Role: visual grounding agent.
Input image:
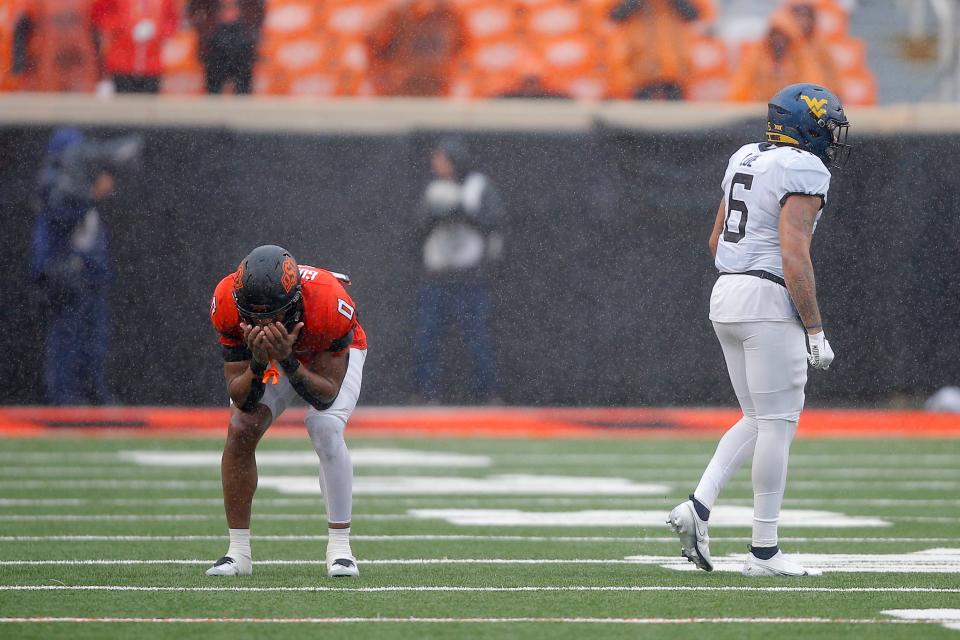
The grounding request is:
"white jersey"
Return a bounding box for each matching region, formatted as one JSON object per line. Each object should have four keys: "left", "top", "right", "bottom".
{"left": 710, "top": 142, "right": 831, "bottom": 323}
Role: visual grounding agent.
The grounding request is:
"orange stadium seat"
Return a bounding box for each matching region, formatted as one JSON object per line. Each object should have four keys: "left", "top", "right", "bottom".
{"left": 537, "top": 35, "right": 594, "bottom": 75}
{"left": 462, "top": 2, "right": 518, "bottom": 42}
{"left": 515, "top": 0, "right": 558, "bottom": 10}
{"left": 288, "top": 70, "right": 338, "bottom": 96}
{"left": 688, "top": 34, "right": 727, "bottom": 77}
{"left": 544, "top": 72, "right": 606, "bottom": 100}
{"left": 335, "top": 37, "right": 369, "bottom": 74}
{"left": 814, "top": 0, "right": 848, "bottom": 41}
{"left": 828, "top": 36, "right": 866, "bottom": 72}
{"left": 686, "top": 34, "right": 730, "bottom": 101}
{"left": 262, "top": 0, "right": 320, "bottom": 39}
{"left": 256, "top": 35, "right": 327, "bottom": 95}
{"left": 525, "top": 1, "right": 586, "bottom": 39}
{"left": 449, "top": 63, "right": 478, "bottom": 99}
{"left": 322, "top": 1, "right": 384, "bottom": 40}
{"left": 839, "top": 67, "right": 876, "bottom": 105}
{"left": 582, "top": 0, "right": 617, "bottom": 29}
{"left": 161, "top": 29, "right": 201, "bottom": 73}
{"left": 686, "top": 70, "right": 730, "bottom": 101}
{"left": 467, "top": 37, "right": 525, "bottom": 96}
{"left": 271, "top": 36, "right": 326, "bottom": 73}
{"left": 325, "top": 37, "right": 371, "bottom": 95}
{"left": 160, "top": 29, "right": 204, "bottom": 94}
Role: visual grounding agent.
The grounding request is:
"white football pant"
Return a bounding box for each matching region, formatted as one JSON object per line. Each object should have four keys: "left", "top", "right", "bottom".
{"left": 694, "top": 321, "right": 806, "bottom": 547}
{"left": 254, "top": 348, "right": 366, "bottom": 524}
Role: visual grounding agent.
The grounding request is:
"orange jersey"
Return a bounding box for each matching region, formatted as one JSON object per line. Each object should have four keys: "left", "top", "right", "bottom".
{"left": 210, "top": 265, "right": 367, "bottom": 362}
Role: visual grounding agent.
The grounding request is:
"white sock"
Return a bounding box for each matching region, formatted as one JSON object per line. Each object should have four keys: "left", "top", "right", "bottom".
{"left": 226, "top": 528, "right": 251, "bottom": 561}
{"left": 327, "top": 527, "right": 353, "bottom": 559}
{"left": 751, "top": 418, "right": 798, "bottom": 547}
{"left": 694, "top": 415, "right": 758, "bottom": 510}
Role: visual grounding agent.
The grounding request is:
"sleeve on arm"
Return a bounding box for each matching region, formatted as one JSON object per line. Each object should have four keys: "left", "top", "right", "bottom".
{"left": 779, "top": 153, "right": 831, "bottom": 208}
{"left": 221, "top": 343, "right": 251, "bottom": 362}
{"left": 327, "top": 291, "right": 358, "bottom": 353}
{"left": 210, "top": 277, "right": 246, "bottom": 360}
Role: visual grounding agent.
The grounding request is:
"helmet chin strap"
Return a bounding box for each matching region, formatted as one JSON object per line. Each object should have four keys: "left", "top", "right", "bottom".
{"left": 282, "top": 293, "right": 305, "bottom": 332}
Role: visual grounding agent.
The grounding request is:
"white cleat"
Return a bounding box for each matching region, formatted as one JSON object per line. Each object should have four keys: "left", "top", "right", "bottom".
{"left": 742, "top": 550, "right": 823, "bottom": 577}
{"left": 666, "top": 500, "right": 713, "bottom": 572}
{"left": 326, "top": 553, "right": 359, "bottom": 578}
{"left": 205, "top": 555, "right": 252, "bottom": 577}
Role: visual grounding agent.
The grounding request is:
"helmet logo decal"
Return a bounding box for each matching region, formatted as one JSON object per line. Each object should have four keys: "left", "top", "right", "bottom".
{"left": 800, "top": 95, "right": 828, "bottom": 118}
{"left": 233, "top": 263, "right": 245, "bottom": 290}
{"left": 281, "top": 256, "right": 298, "bottom": 293}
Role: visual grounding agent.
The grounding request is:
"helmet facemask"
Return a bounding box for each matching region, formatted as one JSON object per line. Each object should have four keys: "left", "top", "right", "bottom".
{"left": 822, "top": 117, "right": 851, "bottom": 169}
{"left": 235, "top": 288, "right": 304, "bottom": 333}
{"left": 231, "top": 245, "right": 305, "bottom": 334}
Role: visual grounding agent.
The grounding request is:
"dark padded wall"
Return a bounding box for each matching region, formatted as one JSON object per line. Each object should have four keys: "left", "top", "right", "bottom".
{"left": 2, "top": 123, "right": 956, "bottom": 406}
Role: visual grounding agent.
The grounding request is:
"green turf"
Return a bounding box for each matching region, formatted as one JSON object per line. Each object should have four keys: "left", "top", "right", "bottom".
{"left": 0, "top": 434, "right": 959, "bottom": 639}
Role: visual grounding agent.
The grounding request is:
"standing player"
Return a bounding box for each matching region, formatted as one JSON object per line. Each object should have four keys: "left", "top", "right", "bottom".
{"left": 668, "top": 83, "right": 850, "bottom": 576}
{"left": 207, "top": 245, "right": 368, "bottom": 578}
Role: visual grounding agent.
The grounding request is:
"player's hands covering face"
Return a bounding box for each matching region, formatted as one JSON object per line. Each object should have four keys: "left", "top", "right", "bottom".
{"left": 241, "top": 323, "right": 273, "bottom": 364}
{"left": 261, "top": 322, "right": 304, "bottom": 361}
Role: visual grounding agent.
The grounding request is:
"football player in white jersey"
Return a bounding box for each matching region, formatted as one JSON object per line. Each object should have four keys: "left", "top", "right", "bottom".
{"left": 667, "top": 83, "right": 851, "bottom": 577}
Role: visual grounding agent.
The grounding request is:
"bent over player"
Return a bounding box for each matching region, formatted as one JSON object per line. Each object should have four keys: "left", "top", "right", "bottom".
{"left": 207, "top": 245, "right": 368, "bottom": 578}
{"left": 668, "top": 83, "right": 850, "bottom": 577}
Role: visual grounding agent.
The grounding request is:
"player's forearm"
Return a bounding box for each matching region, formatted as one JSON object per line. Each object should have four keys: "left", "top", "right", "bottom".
{"left": 227, "top": 362, "right": 268, "bottom": 410}
{"left": 783, "top": 252, "right": 822, "bottom": 331}
{"left": 279, "top": 358, "right": 339, "bottom": 410}
{"left": 709, "top": 200, "right": 724, "bottom": 259}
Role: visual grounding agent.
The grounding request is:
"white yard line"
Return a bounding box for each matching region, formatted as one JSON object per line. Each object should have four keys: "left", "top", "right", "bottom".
{"left": 1, "top": 585, "right": 958, "bottom": 594}
{"left": 0, "top": 559, "right": 673, "bottom": 566}
{"left": 3, "top": 465, "right": 959, "bottom": 479}
{"left": 2, "top": 534, "right": 956, "bottom": 543}
{"left": 887, "top": 516, "right": 960, "bottom": 523}
{"left": 0, "top": 514, "right": 411, "bottom": 522}
{"left": 727, "top": 480, "right": 960, "bottom": 490}
{"left": 7, "top": 551, "right": 960, "bottom": 571}
{"left": 2, "top": 451, "right": 954, "bottom": 466}
{"left": 0, "top": 616, "right": 929, "bottom": 625}
{"left": 0, "top": 480, "right": 222, "bottom": 490}
{"left": 4, "top": 478, "right": 960, "bottom": 491}
{"left": 2, "top": 497, "right": 957, "bottom": 508}
{"left": 492, "top": 453, "right": 960, "bottom": 467}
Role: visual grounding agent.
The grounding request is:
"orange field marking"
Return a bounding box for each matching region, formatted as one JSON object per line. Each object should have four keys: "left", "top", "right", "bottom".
{"left": 0, "top": 407, "right": 958, "bottom": 438}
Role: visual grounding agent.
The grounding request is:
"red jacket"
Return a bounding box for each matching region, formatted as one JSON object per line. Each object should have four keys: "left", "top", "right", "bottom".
{"left": 91, "top": 0, "right": 179, "bottom": 77}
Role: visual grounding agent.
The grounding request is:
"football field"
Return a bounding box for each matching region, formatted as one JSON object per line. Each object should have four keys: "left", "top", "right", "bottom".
{"left": 1, "top": 432, "right": 960, "bottom": 639}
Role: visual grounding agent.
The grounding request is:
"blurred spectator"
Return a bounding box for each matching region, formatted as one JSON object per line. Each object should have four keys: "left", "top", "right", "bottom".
{"left": 11, "top": 0, "right": 99, "bottom": 92}
{"left": 91, "top": 0, "right": 179, "bottom": 94}
{"left": 32, "top": 128, "right": 142, "bottom": 405}
{"left": 414, "top": 137, "right": 505, "bottom": 404}
{"left": 366, "top": 0, "right": 466, "bottom": 97}
{"left": 729, "top": 0, "right": 839, "bottom": 102}
{"left": 186, "top": 0, "right": 264, "bottom": 94}
{"left": 609, "top": 0, "right": 712, "bottom": 100}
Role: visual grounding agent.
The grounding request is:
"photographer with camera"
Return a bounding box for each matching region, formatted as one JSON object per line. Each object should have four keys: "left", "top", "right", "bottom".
{"left": 31, "top": 128, "right": 142, "bottom": 405}
{"left": 413, "top": 136, "right": 506, "bottom": 405}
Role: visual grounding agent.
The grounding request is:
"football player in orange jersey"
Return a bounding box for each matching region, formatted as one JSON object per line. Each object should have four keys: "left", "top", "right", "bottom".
{"left": 207, "top": 245, "right": 368, "bottom": 578}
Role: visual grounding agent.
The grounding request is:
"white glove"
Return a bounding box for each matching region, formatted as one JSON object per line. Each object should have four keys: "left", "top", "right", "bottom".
{"left": 807, "top": 332, "right": 834, "bottom": 370}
